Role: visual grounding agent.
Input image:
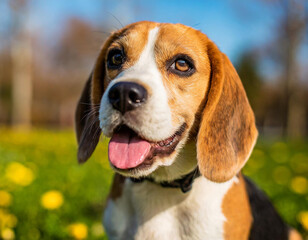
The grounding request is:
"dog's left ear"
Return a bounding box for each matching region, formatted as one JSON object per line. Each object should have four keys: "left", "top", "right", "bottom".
{"left": 75, "top": 74, "right": 102, "bottom": 163}
{"left": 197, "top": 41, "right": 258, "bottom": 182}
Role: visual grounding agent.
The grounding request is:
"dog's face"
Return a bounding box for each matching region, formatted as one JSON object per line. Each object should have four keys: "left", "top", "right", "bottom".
{"left": 76, "top": 21, "right": 258, "bottom": 183}
{"left": 98, "top": 22, "right": 210, "bottom": 179}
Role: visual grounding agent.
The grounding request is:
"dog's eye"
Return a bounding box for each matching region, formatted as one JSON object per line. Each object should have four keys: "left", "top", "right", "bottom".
{"left": 174, "top": 59, "right": 190, "bottom": 72}
{"left": 168, "top": 55, "right": 195, "bottom": 77}
{"left": 107, "top": 49, "right": 125, "bottom": 69}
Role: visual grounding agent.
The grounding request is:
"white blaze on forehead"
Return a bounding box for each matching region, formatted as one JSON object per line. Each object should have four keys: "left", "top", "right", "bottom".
{"left": 100, "top": 26, "right": 175, "bottom": 141}
{"left": 127, "top": 27, "right": 160, "bottom": 73}
{"left": 120, "top": 27, "right": 162, "bottom": 81}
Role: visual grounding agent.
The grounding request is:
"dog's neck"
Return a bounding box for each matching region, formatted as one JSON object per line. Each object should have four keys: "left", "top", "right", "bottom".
{"left": 148, "top": 141, "right": 198, "bottom": 182}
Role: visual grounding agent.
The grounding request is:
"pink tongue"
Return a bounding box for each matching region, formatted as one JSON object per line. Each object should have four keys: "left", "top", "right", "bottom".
{"left": 108, "top": 128, "right": 151, "bottom": 169}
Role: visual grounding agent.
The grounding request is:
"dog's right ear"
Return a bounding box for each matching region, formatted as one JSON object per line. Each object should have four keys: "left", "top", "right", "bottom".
{"left": 75, "top": 29, "right": 128, "bottom": 163}
{"left": 75, "top": 74, "right": 101, "bottom": 163}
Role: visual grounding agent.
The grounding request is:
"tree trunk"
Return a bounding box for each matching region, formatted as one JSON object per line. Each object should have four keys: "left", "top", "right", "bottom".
{"left": 11, "top": 30, "right": 32, "bottom": 128}
{"left": 285, "top": 0, "right": 306, "bottom": 138}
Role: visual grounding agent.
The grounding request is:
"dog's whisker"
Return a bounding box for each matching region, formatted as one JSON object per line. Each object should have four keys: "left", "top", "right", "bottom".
{"left": 80, "top": 108, "right": 98, "bottom": 122}
{"left": 79, "top": 102, "right": 101, "bottom": 106}
{"left": 92, "top": 124, "right": 101, "bottom": 141}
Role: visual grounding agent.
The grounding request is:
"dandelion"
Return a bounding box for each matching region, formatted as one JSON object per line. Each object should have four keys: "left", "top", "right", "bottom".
{"left": 298, "top": 211, "right": 308, "bottom": 230}
{"left": 0, "top": 210, "right": 18, "bottom": 229}
{"left": 5, "top": 162, "right": 34, "bottom": 186}
{"left": 290, "top": 176, "right": 308, "bottom": 194}
{"left": 0, "top": 191, "right": 12, "bottom": 207}
{"left": 5, "top": 214, "right": 17, "bottom": 229}
{"left": 68, "top": 223, "right": 88, "bottom": 239}
{"left": 40, "top": 190, "right": 64, "bottom": 210}
{"left": 1, "top": 228, "right": 15, "bottom": 240}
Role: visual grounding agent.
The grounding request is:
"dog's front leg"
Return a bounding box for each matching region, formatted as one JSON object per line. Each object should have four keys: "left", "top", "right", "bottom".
{"left": 103, "top": 175, "right": 136, "bottom": 240}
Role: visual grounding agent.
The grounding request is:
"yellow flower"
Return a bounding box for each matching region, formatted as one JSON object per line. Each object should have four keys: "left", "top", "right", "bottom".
{"left": 40, "top": 191, "right": 64, "bottom": 210}
{"left": 68, "top": 223, "right": 88, "bottom": 239}
{"left": 298, "top": 211, "right": 308, "bottom": 230}
{"left": 0, "top": 210, "right": 18, "bottom": 229}
{"left": 0, "top": 191, "right": 12, "bottom": 207}
{"left": 5, "top": 214, "right": 17, "bottom": 229}
{"left": 1, "top": 228, "right": 15, "bottom": 240}
{"left": 290, "top": 176, "right": 308, "bottom": 194}
{"left": 5, "top": 162, "right": 34, "bottom": 186}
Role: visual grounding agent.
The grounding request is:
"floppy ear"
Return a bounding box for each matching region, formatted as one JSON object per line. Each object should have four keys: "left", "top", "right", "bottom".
{"left": 197, "top": 41, "right": 258, "bottom": 182}
{"left": 75, "top": 31, "right": 120, "bottom": 163}
{"left": 75, "top": 74, "right": 101, "bottom": 163}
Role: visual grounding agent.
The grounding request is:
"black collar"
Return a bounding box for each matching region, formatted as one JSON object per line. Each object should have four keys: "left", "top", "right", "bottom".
{"left": 130, "top": 168, "right": 200, "bottom": 193}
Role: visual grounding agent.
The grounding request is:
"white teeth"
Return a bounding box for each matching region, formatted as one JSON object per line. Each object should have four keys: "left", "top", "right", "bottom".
{"left": 156, "top": 135, "right": 176, "bottom": 147}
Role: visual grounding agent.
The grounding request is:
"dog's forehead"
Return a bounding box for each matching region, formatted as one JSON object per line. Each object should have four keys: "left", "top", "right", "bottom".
{"left": 157, "top": 23, "right": 205, "bottom": 46}
{"left": 111, "top": 22, "right": 207, "bottom": 59}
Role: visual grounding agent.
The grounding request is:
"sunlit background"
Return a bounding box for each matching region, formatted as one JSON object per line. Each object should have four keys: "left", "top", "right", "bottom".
{"left": 0, "top": 0, "right": 307, "bottom": 239}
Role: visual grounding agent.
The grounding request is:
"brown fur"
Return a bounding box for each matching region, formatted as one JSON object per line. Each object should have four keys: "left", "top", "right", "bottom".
{"left": 197, "top": 41, "right": 258, "bottom": 182}
{"left": 108, "top": 173, "right": 126, "bottom": 200}
{"left": 155, "top": 23, "right": 210, "bottom": 128}
{"left": 222, "top": 174, "right": 252, "bottom": 240}
{"left": 289, "top": 229, "right": 303, "bottom": 240}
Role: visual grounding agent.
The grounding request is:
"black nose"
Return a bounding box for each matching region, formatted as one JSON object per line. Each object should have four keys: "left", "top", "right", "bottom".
{"left": 108, "top": 82, "right": 147, "bottom": 114}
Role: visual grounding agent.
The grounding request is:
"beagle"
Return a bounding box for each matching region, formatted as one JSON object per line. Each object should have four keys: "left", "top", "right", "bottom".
{"left": 75, "top": 21, "right": 302, "bottom": 240}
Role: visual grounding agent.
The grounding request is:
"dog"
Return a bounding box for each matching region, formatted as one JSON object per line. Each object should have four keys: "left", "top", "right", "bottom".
{"left": 75, "top": 21, "right": 302, "bottom": 240}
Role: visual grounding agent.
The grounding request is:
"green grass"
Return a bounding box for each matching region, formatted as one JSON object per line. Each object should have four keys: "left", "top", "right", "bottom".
{"left": 0, "top": 129, "right": 112, "bottom": 240}
{"left": 0, "top": 129, "right": 307, "bottom": 239}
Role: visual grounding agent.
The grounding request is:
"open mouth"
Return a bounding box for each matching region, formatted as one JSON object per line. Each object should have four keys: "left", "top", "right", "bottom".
{"left": 108, "top": 123, "right": 186, "bottom": 170}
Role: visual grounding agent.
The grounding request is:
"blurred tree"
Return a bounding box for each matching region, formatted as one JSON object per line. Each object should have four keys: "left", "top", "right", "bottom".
{"left": 31, "top": 17, "right": 109, "bottom": 127}
{"left": 236, "top": 51, "right": 262, "bottom": 111}
{"left": 235, "top": 51, "right": 288, "bottom": 136}
{"left": 10, "top": 0, "right": 33, "bottom": 128}
{"left": 281, "top": 0, "right": 307, "bottom": 138}
{"left": 0, "top": 51, "right": 13, "bottom": 124}
{"left": 262, "top": 0, "right": 307, "bottom": 138}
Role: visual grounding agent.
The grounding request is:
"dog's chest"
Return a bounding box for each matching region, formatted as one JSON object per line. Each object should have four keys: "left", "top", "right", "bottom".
{"left": 103, "top": 177, "right": 236, "bottom": 240}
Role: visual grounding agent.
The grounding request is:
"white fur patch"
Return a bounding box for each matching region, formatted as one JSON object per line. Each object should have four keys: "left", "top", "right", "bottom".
{"left": 103, "top": 177, "right": 237, "bottom": 240}
{"left": 103, "top": 180, "right": 136, "bottom": 239}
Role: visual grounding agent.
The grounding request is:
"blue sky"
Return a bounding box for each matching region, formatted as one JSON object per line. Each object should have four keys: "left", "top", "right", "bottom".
{"left": 0, "top": 0, "right": 282, "bottom": 63}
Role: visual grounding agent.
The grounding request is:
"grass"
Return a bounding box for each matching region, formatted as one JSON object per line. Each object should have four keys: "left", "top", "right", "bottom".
{"left": 0, "top": 128, "right": 307, "bottom": 239}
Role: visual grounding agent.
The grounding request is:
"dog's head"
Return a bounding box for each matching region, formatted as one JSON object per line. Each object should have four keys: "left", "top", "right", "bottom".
{"left": 75, "top": 21, "right": 258, "bottom": 183}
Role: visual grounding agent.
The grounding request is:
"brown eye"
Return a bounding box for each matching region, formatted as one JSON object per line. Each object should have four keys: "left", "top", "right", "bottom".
{"left": 175, "top": 59, "right": 190, "bottom": 72}
{"left": 168, "top": 54, "right": 195, "bottom": 77}
{"left": 107, "top": 49, "right": 125, "bottom": 69}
